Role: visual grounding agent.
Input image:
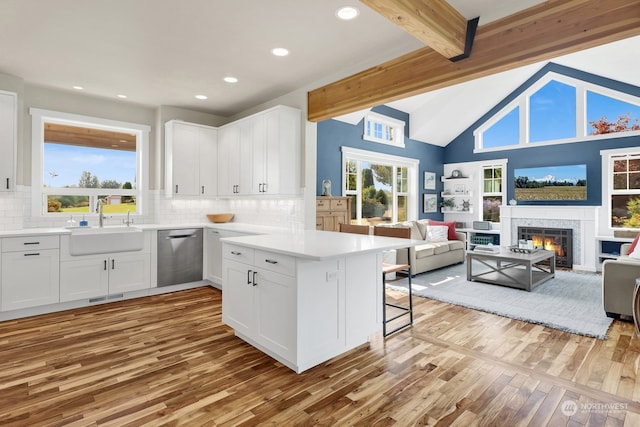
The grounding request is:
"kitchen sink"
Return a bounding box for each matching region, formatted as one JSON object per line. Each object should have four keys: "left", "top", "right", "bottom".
{"left": 69, "top": 226, "right": 144, "bottom": 255}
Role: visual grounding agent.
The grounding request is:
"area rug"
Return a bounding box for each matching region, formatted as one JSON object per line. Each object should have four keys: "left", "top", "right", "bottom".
{"left": 388, "top": 262, "right": 614, "bottom": 339}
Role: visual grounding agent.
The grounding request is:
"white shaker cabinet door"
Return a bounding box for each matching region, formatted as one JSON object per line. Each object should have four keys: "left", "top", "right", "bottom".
{"left": 0, "top": 91, "right": 16, "bottom": 192}
{"left": 108, "top": 253, "right": 151, "bottom": 294}
{"left": 2, "top": 249, "right": 60, "bottom": 311}
{"left": 60, "top": 257, "right": 109, "bottom": 302}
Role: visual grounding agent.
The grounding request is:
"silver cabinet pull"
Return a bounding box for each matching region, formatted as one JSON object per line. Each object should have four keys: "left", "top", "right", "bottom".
{"left": 201, "top": 186, "right": 205, "bottom": 194}
{"left": 247, "top": 269, "right": 252, "bottom": 285}
{"left": 252, "top": 271, "right": 258, "bottom": 286}
{"left": 112, "top": 259, "right": 115, "bottom": 270}
{"left": 231, "top": 251, "right": 242, "bottom": 256}
{"left": 23, "top": 253, "right": 40, "bottom": 257}
{"left": 175, "top": 184, "right": 179, "bottom": 194}
{"left": 23, "top": 242, "right": 40, "bottom": 245}
{"left": 5, "top": 178, "right": 9, "bottom": 189}
{"left": 265, "top": 259, "right": 278, "bottom": 265}
{"left": 104, "top": 260, "right": 107, "bottom": 270}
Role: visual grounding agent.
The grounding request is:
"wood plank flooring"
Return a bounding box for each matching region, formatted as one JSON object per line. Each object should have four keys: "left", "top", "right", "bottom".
{"left": 0, "top": 285, "right": 639, "bottom": 426}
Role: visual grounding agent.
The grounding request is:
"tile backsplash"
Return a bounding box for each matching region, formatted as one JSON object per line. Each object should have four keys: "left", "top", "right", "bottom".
{"left": 0, "top": 187, "right": 305, "bottom": 231}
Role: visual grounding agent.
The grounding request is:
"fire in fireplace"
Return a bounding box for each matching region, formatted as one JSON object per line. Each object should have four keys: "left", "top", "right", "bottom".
{"left": 518, "top": 226, "right": 573, "bottom": 268}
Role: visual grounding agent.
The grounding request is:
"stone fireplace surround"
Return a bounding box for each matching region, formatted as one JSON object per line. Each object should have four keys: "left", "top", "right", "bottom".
{"left": 500, "top": 206, "right": 598, "bottom": 272}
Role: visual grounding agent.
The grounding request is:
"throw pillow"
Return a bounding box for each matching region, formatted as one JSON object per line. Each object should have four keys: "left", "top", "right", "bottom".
{"left": 628, "top": 233, "right": 640, "bottom": 255}
{"left": 428, "top": 219, "right": 457, "bottom": 240}
{"left": 426, "top": 225, "right": 449, "bottom": 242}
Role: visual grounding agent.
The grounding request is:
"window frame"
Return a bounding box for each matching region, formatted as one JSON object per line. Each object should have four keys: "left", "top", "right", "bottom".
{"left": 474, "top": 72, "right": 640, "bottom": 153}
{"left": 341, "top": 146, "right": 418, "bottom": 224}
{"left": 30, "top": 108, "right": 150, "bottom": 217}
{"left": 481, "top": 163, "right": 506, "bottom": 223}
{"left": 601, "top": 147, "right": 640, "bottom": 231}
{"left": 362, "top": 111, "right": 405, "bottom": 148}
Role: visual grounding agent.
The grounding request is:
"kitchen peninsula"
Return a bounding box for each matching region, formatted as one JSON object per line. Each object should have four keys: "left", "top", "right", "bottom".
{"left": 221, "top": 229, "right": 417, "bottom": 373}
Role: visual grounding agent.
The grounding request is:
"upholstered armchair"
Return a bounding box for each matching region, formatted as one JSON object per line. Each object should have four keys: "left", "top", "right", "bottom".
{"left": 602, "top": 243, "right": 640, "bottom": 318}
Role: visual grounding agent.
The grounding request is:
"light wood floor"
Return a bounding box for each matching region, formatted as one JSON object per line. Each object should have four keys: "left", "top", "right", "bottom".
{"left": 1, "top": 285, "right": 639, "bottom": 426}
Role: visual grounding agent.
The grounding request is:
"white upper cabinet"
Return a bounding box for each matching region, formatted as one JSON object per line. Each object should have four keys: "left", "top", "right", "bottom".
{"left": 0, "top": 91, "right": 17, "bottom": 192}
{"left": 165, "top": 121, "right": 218, "bottom": 197}
{"left": 218, "top": 105, "right": 301, "bottom": 197}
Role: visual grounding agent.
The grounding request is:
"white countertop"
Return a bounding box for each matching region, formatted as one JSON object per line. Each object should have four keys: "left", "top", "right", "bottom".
{"left": 0, "top": 222, "right": 286, "bottom": 238}
{"left": 222, "top": 229, "right": 422, "bottom": 260}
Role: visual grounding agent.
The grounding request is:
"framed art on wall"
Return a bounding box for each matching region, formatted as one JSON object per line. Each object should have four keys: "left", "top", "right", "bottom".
{"left": 423, "top": 194, "right": 437, "bottom": 213}
{"left": 424, "top": 172, "right": 436, "bottom": 190}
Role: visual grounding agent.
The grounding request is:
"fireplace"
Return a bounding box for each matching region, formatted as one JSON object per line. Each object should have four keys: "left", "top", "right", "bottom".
{"left": 518, "top": 226, "right": 573, "bottom": 268}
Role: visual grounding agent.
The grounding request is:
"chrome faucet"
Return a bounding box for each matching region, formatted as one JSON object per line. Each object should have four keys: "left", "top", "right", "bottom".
{"left": 123, "top": 210, "right": 133, "bottom": 227}
{"left": 97, "top": 199, "right": 104, "bottom": 227}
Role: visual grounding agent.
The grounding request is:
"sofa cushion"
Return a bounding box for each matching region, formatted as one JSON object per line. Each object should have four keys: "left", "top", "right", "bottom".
{"left": 425, "top": 225, "right": 449, "bottom": 242}
{"left": 380, "top": 221, "right": 422, "bottom": 240}
{"left": 414, "top": 243, "right": 436, "bottom": 258}
{"left": 428, "top": 219, "right": 458, "bottom": 240}
{"left": 448, "top": 240, "right": 465, "bottom": 251}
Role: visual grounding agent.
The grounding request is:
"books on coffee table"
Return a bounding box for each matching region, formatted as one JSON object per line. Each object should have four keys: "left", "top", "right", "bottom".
{"left": 473, "top": 244, "right": 500, "bottom": 253}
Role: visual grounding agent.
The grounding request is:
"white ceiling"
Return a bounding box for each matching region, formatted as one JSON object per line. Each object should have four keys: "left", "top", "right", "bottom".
{"left": 1, "top": 0, "right": 637, "bottom": 145}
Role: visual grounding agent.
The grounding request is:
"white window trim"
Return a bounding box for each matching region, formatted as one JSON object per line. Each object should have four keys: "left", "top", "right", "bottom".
{"left": 362, "top": 111, "right": 405, "bottom": 148}
{"left": 30, "top": 108, "right": 150, "bottom": 217}
{"left": 600, "top": 147, "right": 640, "bottom": 232}
{"left": 341, "top": 146, "right": 418, "bottom": 222}
{"left": 474, "top": 71, "right": 640, "bottom": 153}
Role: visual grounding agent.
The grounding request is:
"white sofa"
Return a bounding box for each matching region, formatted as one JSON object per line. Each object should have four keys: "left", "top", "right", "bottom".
{"left": 381, "top": 220, "right": 466, "bottom": 276}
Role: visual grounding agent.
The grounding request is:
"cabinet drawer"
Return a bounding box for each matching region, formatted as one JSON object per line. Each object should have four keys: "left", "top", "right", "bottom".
{"left": 2, "top": 235, "right": 59, "bottom": 252}
{"left": 223, "top": 243, "right": 254, "bottom": 265}
{"left": 255, "top": 250, "right": 295, "bottom": 276}
{"left": 330, "top": 199, "right": 347, "bottom": 211}
{"left": 316, "top": 199, "right": 330, "bottom": 211}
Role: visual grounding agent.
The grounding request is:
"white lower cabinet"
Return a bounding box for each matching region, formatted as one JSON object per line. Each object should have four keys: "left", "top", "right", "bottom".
{"left": 205, "top": 228, "right": 250, "bottom": 286}
{"left": 222, "top": 245, "right": 296, "bottom": 364}
{"left": 222, "top": 243, "right": 380, "bottom": 373}
{"left": 60, "top": 253, "right": 151, "bottom": 302}
{"left": 1, "top": 235, "right": 60, "bottom": 311}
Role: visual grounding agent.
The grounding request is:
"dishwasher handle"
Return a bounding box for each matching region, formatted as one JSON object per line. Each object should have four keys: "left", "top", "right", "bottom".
{"left": 165, "top": 234, "right": 198, "bottom": 240}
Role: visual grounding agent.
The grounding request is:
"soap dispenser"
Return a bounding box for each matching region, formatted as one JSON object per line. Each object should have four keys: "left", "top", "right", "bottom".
{"left": 66, "top": 215, "right": 77, "bottom": 228}
{"left": 79, "top": 215, "right": 88, "bottom": 227}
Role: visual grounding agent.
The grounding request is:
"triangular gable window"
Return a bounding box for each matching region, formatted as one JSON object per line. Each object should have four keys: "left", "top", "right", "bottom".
{"left": 474, "top": 71, "right": 640, "bottom": 153}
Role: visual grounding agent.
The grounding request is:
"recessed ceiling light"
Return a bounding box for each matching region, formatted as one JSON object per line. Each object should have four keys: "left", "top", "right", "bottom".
{"left": 117, "top": 94, "right": 127, "bottom": 99}
{"left": 223, "top": 76, "right": 238, "bottom": 83}
{"left": 111, "top": 144, "right": 119, "bottom": 148}
{"left": 72, "top": 85, "right": 84, "bottom": 90}
{"left": 271, "top": 47, "right": 289, "bottom": 57}
{"left": 195, "top": 94, "right": 208, "bottom": 100}
{"left": 336, "top": 6, "right": 359, "bottom": 20}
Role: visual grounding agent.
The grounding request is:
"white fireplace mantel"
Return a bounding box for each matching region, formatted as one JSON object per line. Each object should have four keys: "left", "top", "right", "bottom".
{"left": 500, "top": 206, "right": 598, "bottom": 271}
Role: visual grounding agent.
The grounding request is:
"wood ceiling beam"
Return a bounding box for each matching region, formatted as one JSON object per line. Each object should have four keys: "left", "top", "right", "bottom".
{"left": 360, "top": 0, "right": 470, "bottom": 59}
{"left": 308, "top": 0, "right": 640, "bottom": 122}
{"left": 44, "top": 123, "right": 136, "bottom": 152}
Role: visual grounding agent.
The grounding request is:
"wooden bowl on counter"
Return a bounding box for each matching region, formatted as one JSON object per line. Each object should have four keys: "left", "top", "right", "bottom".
{"left": 207, "top": 213, "right": 234, "bottom": 223}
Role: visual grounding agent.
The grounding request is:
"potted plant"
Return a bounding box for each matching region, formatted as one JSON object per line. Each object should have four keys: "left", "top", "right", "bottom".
{"left": 440, "top": 198, "right": 456, "bottom": 211}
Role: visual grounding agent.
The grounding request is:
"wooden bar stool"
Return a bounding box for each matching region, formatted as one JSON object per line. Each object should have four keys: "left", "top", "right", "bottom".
{"left": 373, "top": 226, "right": 413, "bottom": 337}
{"left": 339, "top": 223, "right": 370, "bottom": 235}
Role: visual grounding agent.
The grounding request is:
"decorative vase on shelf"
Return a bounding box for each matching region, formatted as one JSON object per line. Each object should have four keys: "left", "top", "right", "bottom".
{"left": 322, "top": 179, "right": 332, "bottom": 196}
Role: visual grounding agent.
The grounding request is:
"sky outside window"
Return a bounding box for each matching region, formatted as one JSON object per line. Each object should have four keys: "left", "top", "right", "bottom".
{"left": 529, "top": 80, "right": 576, "bottom": 142}
{"left": 44, "top": 143, "right": 137, "bottom": 188}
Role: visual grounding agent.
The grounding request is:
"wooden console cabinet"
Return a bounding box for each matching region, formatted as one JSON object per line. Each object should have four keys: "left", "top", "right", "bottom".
{"left": 316, "top": 197, "right": 351, "bottom": 231}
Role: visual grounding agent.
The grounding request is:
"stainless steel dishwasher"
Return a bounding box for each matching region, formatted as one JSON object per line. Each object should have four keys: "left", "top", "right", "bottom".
{"left": 157, "top": 228, "right": 203, "bottom": 287}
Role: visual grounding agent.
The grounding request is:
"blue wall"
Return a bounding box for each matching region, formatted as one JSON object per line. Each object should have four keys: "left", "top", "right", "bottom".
{"left": 317, "top": 105, "right": 445, "bottom": 219}
{"left": 444, "top": 63, "right": 640, "bottom": 206}
{"left": 317, "top": 65, "right": 640, "bottom": 212}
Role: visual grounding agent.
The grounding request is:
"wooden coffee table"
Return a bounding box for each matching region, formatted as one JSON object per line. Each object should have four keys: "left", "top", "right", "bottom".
{"left": 466, "top": 247, "right": 556, "bottom": 291}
